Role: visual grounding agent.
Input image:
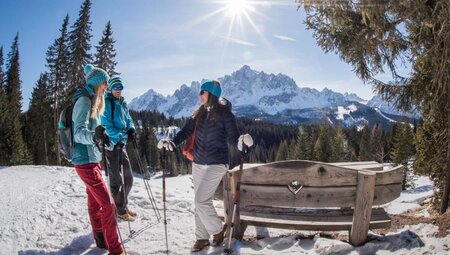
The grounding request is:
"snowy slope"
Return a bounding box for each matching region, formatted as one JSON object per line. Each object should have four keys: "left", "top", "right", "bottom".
{"left": 0, "top": 165, "right": 448, "bottom": 255}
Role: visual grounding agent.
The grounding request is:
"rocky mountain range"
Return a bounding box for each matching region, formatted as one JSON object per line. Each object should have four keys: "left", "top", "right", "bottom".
{"left": 129, "top": 65, "right": 417, "bottom": 129}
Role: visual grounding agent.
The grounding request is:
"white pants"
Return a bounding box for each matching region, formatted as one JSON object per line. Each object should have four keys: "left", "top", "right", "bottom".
{"left": 192, "top": 163, "right": 228, "bottom": 240}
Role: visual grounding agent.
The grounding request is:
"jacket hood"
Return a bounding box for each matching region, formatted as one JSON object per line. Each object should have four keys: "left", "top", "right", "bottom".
{"left": 72, "top": 85, "right": 93, "bottom": 103}
{"left": 218, "top": 97, "right": 232, "bottom": 111}
{"left": 107, "top": 92, "right": 124, "bottom": 104}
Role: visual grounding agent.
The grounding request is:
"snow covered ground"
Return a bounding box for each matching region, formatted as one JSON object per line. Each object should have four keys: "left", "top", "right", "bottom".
{"left": 0, "top": 165, "right": 448, "bottom": 255}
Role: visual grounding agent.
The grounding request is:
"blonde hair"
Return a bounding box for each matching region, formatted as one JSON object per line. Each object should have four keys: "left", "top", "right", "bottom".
{"left": 90, "top": 84, "right": 106, "bottom": 118}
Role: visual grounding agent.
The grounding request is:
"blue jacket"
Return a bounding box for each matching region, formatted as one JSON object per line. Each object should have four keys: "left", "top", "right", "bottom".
{"left": 72, "top": 86, "right": 102, "bottom": 165}
{"left": 101, "top": 93, "right": 135, "bottom": 150}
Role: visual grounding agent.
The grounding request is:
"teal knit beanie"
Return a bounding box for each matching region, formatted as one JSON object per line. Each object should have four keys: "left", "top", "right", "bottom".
{"left": 84, "top": 64, "right": 110, "bottom": 88}
{"left": 108, "top": 76, "right": 124, "bottom": 91}
{"left": 200, "top": 80, "right": 222, "bottom": 98}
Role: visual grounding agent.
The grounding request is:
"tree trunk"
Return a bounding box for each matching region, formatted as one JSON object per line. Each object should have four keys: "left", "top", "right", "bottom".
{"left": 55, "top": 92, "right": 61, "bottom": 165}
{"left": 43, "top": 121, "right": 49, "bottom": 165}
{"left": 440, "top": 92, "right": 450, "bottom": 213}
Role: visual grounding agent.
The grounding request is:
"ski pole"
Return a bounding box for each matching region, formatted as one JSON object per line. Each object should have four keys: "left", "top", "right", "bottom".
{"left": 224, "top": 203, "right": 238, "bottom": 255}
{"left": 224, "top": 143, "right": 248, "bottom": 255}
{"left": 162, "top": 147, "right": 169, "bottom": 254}
{"left": 102, "top": 142, "right": 128, "bottom": 255}
{"left": 131, "top": 138, "right": 161, "bottom": 221}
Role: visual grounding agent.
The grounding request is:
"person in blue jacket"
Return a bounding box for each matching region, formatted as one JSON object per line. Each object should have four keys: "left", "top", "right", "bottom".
{"left": 72, "top": 64, "right": 124, "bottom": 255}
{"left": 101, "top": 76, "right": 137, "bottom": 221}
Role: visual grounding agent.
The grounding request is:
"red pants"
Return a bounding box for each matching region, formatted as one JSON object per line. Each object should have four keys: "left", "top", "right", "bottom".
{"left": 75, "top": 163, "right": 123, "bottom": 255}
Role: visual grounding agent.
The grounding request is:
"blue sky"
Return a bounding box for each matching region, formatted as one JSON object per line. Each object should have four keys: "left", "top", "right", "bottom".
{"left": 0, "top": 0, "right": 381, "bottom": 111}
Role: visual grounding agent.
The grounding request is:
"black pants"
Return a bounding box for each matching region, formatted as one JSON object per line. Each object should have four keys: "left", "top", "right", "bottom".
{"left": 105, "top": 146, "right": 133, "bottom": 215}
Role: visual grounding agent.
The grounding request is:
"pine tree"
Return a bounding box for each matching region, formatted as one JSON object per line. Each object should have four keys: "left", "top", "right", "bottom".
{"left": 391, "top": 123, "right": 414, "bottom": 167}
{"left": 345, "top": 126, "right": 359, "bottom": 161}
{"left": 287, "top": 140, "right": 296, "bottom": 160}
{"left": 67, "top": 0, "right": 92, "bottom": 102}
{"left": 391, "top": 123, "right": 413, "bottom": 189}
{"left": 275, "top": 140, "right": 289, "bottom": 161}
{"left": 331, "top": 128, "right": 347, "bottom": 162}
{"left": 25, "top": 74, "right": 53, "bottom": 164}
{"left": 146, "top": 126, "right": 159, "bottom": 171}
{"left": 390, "top": 124, "right": 407, "bottom": 164}
{"left": 404, "top": 120, "right": 415, "bottom": 157}
{"left": 315, "top": 121, "right": 332, "bottom": 162}
{"left": 300, "top": 0, "right": 450, "bottom": 212}
{"left": 0, "top": 46, "right": 8, "bottom": 165}
{"left": 94, "top": 21, "right": 119, "bottom": 76}
{"left": 3, "top": 34, "right": 29, "bottom": 164}
{"left": 46, "top": 14, "right": 71, "bottom": 165}
{"left": 250, "top": 144, "right": 262, "bottom": 163}
{"left": 371, "top": 123, "right": 385, "bottom": 163}
{"left": 295, "top": 126, "right": 314, "bottom": 160}
{"left": 359, "top": 125, "right": 372, "bottom": 161}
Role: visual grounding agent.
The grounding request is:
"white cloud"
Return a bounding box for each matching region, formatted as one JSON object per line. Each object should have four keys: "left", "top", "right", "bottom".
{"left": 272, "top": 34, "right": 296, "bottom": 41}
{"left": 216, "top": 35, "right": 256, "bottom": 47}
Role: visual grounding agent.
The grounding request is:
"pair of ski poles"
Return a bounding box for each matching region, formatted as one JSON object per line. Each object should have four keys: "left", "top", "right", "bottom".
{"left": 131, "top": 137, "right": 169, "bottom": 254}
{"left": 118, "top": 136, "right": 170, "bottom": 253}
{"left": 100, "top": 136, "right": 165, "bottom": 254}
{"left": 100, "top": 141, "right": 128, "bottom": 255}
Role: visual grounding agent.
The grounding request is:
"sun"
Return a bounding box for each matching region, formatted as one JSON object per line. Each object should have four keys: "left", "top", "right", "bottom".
{"left": 194, "top": 0, "right": 274, "bottom": 63}
{"left": 224, "top": 0, "right": 254, "bottom": 18}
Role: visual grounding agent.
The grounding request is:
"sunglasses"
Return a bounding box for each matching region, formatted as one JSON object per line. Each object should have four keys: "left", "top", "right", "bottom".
{"left": 199, "top": 90, "right": 206, "bottom": 95}
{"left": 112, "top": 85, "right": 123, "bottom": 91}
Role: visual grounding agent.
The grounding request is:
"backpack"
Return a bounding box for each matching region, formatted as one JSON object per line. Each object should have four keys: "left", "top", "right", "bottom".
{"left": 58, "top": 92, "right": 91, "bottom": 162}
{"left": 58, "top": 103, "right": 76, "bottom": 162}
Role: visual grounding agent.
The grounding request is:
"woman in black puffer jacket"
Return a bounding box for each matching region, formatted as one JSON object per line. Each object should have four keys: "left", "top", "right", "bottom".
{"left": 158, "top": 80, "right": 252, "bottom": 252}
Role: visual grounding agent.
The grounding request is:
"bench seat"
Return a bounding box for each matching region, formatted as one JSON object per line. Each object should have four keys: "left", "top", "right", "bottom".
{"left": 215, "top": 205, "right": 391, "bottom": 231}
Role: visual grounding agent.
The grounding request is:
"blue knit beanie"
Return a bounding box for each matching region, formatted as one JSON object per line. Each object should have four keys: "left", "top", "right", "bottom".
{"left": 200, "top": 80, "right": 222, "bottom": 98}
{"left": 84, "top": 64, "right": 110, "bottom": 88}
{"left": 109, "top": 76, "right": 124, "bottom": 91}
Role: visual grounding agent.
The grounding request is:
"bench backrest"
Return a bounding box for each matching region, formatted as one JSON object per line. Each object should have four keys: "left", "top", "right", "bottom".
{"left": 227, "top": 160, "right": 403, "bottom": 208}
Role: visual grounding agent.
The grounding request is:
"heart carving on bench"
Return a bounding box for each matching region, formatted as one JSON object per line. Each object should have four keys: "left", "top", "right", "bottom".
{"left": 288, "top": 180, "right": 303, "bottom": 195}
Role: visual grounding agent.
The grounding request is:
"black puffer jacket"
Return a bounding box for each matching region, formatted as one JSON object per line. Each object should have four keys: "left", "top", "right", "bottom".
{"left": 173, "top": 99, "right": 239, "bottom": 165}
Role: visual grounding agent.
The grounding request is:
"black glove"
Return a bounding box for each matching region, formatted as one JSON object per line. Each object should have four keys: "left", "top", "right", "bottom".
{"left": 126, "top": 128, "right": 135, "bottom": 142}
{"left": 94, "top": 125, "right": 111, "bottom": 147}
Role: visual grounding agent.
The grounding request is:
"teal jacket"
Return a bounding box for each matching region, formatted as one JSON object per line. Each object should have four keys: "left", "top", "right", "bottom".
{"left": 101, "top": 93, "right": 135, "bottom": 150}
{"left": 72, "top": 86, "right": 102, "bottom": 165}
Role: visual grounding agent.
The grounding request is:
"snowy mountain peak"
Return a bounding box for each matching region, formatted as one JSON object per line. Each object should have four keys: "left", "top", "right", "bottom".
{"left": 367, "top": 95, "right": 419, "bottom": 118}
{"left": 128, "top": 66, "right": 415, "bottom": 127}
{"left": 344, "top": 92, "right": 364, "bottom": 102}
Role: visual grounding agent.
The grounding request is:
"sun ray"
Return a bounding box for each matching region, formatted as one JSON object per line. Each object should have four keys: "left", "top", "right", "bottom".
{"left": 242, "top": 10, "right": 272, "bottom": 51}
{"left": 191, "top": 6, "right": 228, "bottom": 26}
{"left": 195, "top": 0, "right": 293, "bottom": 67}
{"left": 220, "top": 13, "right": 237, "bottom": 65}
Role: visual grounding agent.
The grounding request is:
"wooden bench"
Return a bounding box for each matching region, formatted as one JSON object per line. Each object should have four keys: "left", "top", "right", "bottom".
{"left": 214, "top": 160, "right": 404, "bottom": 246}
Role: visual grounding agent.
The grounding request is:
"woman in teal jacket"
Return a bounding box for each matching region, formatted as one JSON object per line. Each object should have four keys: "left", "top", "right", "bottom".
{"left": 72, "top": 64, "right": 124, "bottom": 255}
{"left": 101, "top": 76, "right": 136, "bottom": 221}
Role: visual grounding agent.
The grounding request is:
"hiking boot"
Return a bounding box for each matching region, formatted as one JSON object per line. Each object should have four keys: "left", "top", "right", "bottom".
{"left": 118, "top": 212, "right": 135, "bottom": 222}
{"left": 212, "top": 224, "right": 226, "bottom": 246}
{"left": 126, "top": 209, "right": 137, "bottom": 217}
{"left": 191, "top": 239, "right": 210, "bottom": 252}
